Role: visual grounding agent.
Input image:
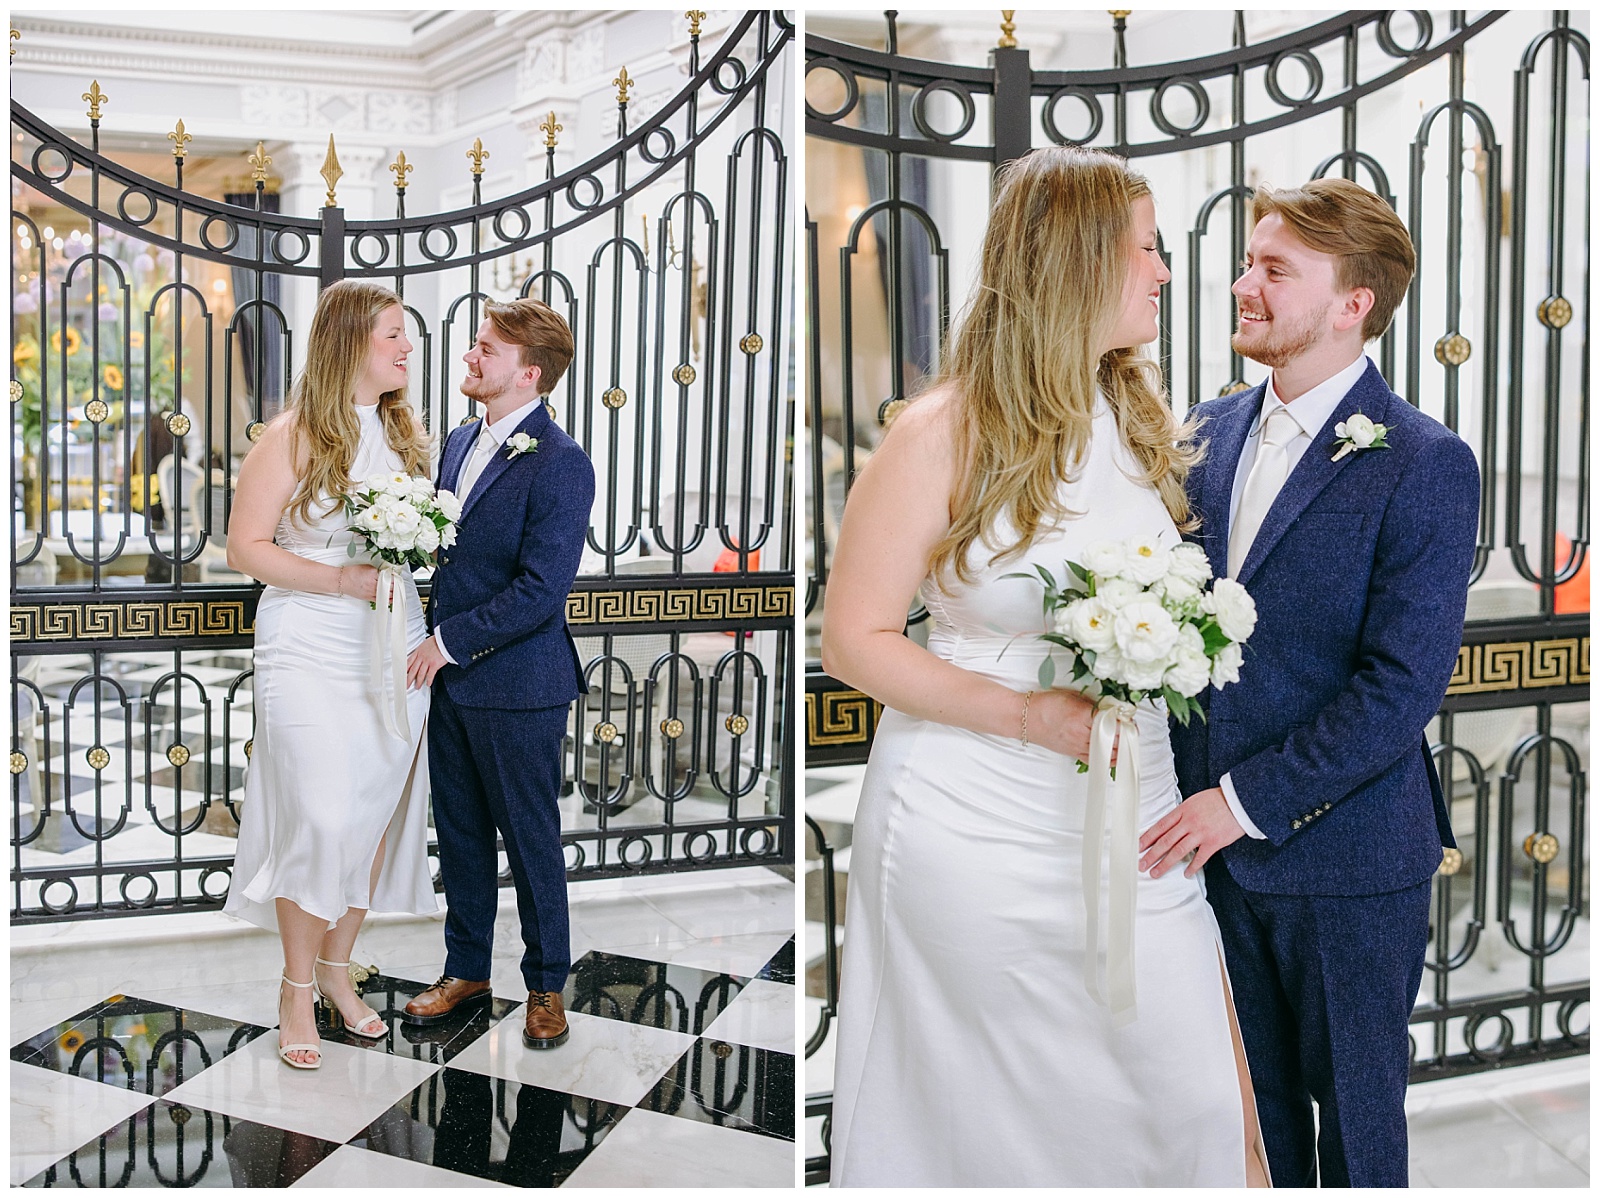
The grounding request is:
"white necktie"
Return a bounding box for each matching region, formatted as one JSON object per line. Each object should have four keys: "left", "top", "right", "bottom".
{"left": 1229, "top": 406, "right": 1299, "bottom": 578}
{"left": 455, "top": 425, "right": 498, "bottom": 500}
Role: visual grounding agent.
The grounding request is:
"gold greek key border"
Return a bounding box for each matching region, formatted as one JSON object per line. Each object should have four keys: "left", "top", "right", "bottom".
{"left": 806, "top": 688, "right": 883, "bottom": 747}
{"left": 566, "top": 584, "right": 793, "bottom": 626}
{"left": 10, "top": 601, "right": 253, "bottom": 643}
{"left": 1446, "top": 637, "right": 1591, "bottom": 695}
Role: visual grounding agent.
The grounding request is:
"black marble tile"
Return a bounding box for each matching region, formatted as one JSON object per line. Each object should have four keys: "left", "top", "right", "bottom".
{"left": 11, "top": 995, "right": 269, "bottom": 1099}
{"left": 564, "top": 950, "right": 746, "bottom": 1036}
{"left": 352, "top": 1067, "right": 629, "bottom": 1187}
{"left": 314, "top": 973, "right": 519, "bottom": 1064}
{"left": 757, "top": 936, "right": 795, "bottom": 984}
{"left": 22, "top": 1099, "right": 340, "bottom": 1188}
{"left": 640, "top": 1038, "right": 796, "bottom": 1141}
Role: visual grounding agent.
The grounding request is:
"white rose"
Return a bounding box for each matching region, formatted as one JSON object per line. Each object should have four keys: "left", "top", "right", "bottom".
{"left": 1096, "top": 577, "right": 1143, "bottom": 609}
{"left": 1120, "top": 655, "right": 1169, "bottom": 692}
{"left": 1168, "top": 542, "right": 1212, "bottom": 586}
{"left": 387, "top": 502, "right": 421, "bottom": 540}
{"left": 1081, "top": 541, "right": 1127, "bottom": 580}
{"left": 373, "top": 527, "right": 399, "bottom": 550}
{"left": 1154, "top": 572, "right": 1201, "bottom": 606}
{"left": 407, "top": 475, "right": 434, "bottom": 505}
{"left": 1062, "top": 596, "right": 1117, "bottom": 653}
{"left": 440, "top": 524, "right": 458, "bottom": 548}
{"left": 1120, "top": 536, "right": 1171, "bottom": 585}
{"left": 1210, "top": 640, "right": 1244, "bottom": 688}
{"left": 1088, "top": 643, "right": 1129, "bottom": 684}
{"left": 372, "top": 492, "right": 401, "bottom": 514}
{"left": 1163, "top": 624, "right": 1211, "bottom": 696}
{"left": 1335, "top": 413, "right": 1377, "bottom": 447}
{"left": 414, "top": 522, "right": 440, "bottom": 553}
{"left": 1209, "top": 577, "right": 1258, "bottom": 643}
{"left": 1113, "top": 597, "right": 1180, "bottom": 664}
{"left": 433, "top": 490, "right": 463, "bottom": 522}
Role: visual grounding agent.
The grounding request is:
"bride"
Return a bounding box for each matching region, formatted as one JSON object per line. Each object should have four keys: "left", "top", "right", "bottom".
{"left": 822, "top": 148, "right": 1269, "bottom": 1186}
{"left": 224, "top": 280, "right": 439, "bottom": 1069}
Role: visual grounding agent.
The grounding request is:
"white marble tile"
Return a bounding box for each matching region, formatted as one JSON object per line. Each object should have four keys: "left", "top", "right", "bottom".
{"left": 10, "top": 1061, "right": 155, "bottom": 1185}
{"left": 10, "top": 995, "right": 103, "bottom": 1044}
{"left": 1494, "top": 1078, "right": 1589, "bottom": 1173}
{"left": 568, "top": 893, "right": 703, "bottom": 954}
{"left": 604, "top": 930, "right": 794, "bottom": 978}
{"left": 641, "top": 882, "right": 794, "bottom": 940}
{"left": 162, "top": 1033, "right": 440, "bottom": 1144}
{"left": 563, "top": 1107, "right": 794, "bottom": 1187}
{"left": 292, "top": 1143, "right": 509, "bottom": 1188}
{"left": 1407, "top": 1083, "right": 1589, "bottom": 1188}
{"left": 447, "top": 1009, "right": 694, "bottom": 1106}
{"left": 704, "top": 979, "right": 795, "bottom": 1054}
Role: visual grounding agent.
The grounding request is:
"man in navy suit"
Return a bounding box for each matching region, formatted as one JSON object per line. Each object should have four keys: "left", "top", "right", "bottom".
{"left": 400, "top": 299, "right": 594, "bottom": 1049}
{"left": 1139, "top": 179, "right": 1479, "bottom": 1186}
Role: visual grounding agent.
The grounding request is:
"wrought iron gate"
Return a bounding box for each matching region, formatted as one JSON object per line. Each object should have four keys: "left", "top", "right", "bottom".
{"left": 9, "top": 10, "right": 795, "bottom": 924}
{"left": 803, "top": 8, "right": 1587, "bottom": 1180}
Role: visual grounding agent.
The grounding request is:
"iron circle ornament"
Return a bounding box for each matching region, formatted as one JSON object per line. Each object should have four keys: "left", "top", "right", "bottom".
{"left": 566, "top": 174, "right": 605, "bottom": 212}
{"left": 115, "top": 186, "right": 159, "bottom": 227}
{"left": 199, "top": 213, "right": 240, "bottom": 254}
{"left": 1150, "top": 76, "right": 1211, "bottom": 137}
{"left": 269, "top": 228, "right": 311, "bottom": 266}
{"left": 120, "top": 871, "right": 159, "bottom": 909}
{"left": 725, "top": 713, "right": 749, "bottom": 737}
{"left": 86, "top": 745, "right": 111, "bottom": 771}
{"left": 243, "top": 737, "right": 254, "bottom": 759}
{"left": 32, "top": 141, "right": 74, "bottom": 184}
{"left": 1376, "top": 10, "right": 1434, "bottom": 57}
{"left": 198, "top": 866, "right": 231, "bottom": 901}
{"left": 9, "top": 749, "right": 26, "bottom": 774}
{"left": 602, "top": 387, "right": 627, "bottom": 410}
{"left": 684, "top": 829, "right": 719, "bottom": 864}
{"left": 1555, "top": 997, "right": 1589, "bottom": 1041}
{"left": 492, "top": 205, "right": 533, "bottom": 244}
{"left": 672, "top": 363, "right": 696, "bottom": 386}
{"left": 350, "top": 230, "right": 391, "bottom": 269}
{"left": 909, "top": 79, "right": 977, "bottom": 144}
{"left": 594, "top": 721, "right": 619, "bottom": 744}
{"left": 618, "top": 835, "right": 653, "bottom": 869}
{"left": 167, "top": 743, "right": 191, "bottom": 768}
{"left": 1264, "top": 48, "right": 1325, "bottom": 108}
{"left": 563, "top": 842, "right": 586, "bottom": 870}
{"left": 1042, "top": 86, "right": 1105, "bottom": 147}
{"left": 660, "top": 717, "right": 685, "bottom": 739}
{"left": 740, "top": 825, "right": 775, "bottom": 857}
{"left": 1523, "top": 832, "right": 1559, "bottom": 864}
{"left": 9, "top": 380, "right": 22, "bottom": 403}
{"left": 1538, "top": 296, "right": 1573, "bottom": 329}
{"left": 1218, "top": 379, "right": 1251, "bottom": 396}
{"left": 1434, "top": 332, "right": 1471, "bottom": 366}
{"left": 40, "top": 877, "right": 79, "bottom": 917}
{"left": 639, "top": 127, "right": 678, "bottom": 164}
{"left": 84, "top": 399, "right": 109, "bottom": 423}
{"left": 418, "top": 223, "right": 459, "bottom": 263}
{"left": 246, "top": 421, "right": 266, "bottom": 443}
{"left": 167, "top": 411, "right": 191, "bottom": 436}
{"left": 1438, "top": 846, "right": 1464, "bottom": 876}
{"left": 879, "top": 397, "right": 908, "bottom": 427}
{"left": 712, "top": 55, "right": 749, "bottom": 95}
{"left": 804, "top": 57, "right": 859, "bottom": 123}
{"left": 740, "top": 333, "right": 764, "bottom": 354}
{"left": 1463, "top": 1010, "right": 1514, "bottom": 1061}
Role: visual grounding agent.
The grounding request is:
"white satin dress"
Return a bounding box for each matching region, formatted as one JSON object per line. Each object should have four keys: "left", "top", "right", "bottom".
{"left": 830, "top": 397, "right": 1248, "bottom": 1186}
{"left": 225, "top": 402, "right": 439, "bottom": 932}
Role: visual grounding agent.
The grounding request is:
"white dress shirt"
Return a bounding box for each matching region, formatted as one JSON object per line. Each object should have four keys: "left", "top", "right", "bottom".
{"left": 433, "top": 396, "right": 545, "bottom": 665}
{"left": 1219, "top": 353, "right": 1371, "bottom": 840}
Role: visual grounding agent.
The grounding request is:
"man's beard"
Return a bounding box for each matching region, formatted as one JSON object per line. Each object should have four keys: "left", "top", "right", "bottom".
{"left": 1230, "top": 301, "right": 1331, "bottom": 368}
{"left": 461, "top": 371, "right": 510, "bottom": 402}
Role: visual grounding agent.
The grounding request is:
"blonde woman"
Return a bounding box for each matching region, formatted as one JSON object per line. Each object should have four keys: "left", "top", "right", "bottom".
{"left": 822, "top": 149, "right": 1268, "bottom": 1185}
{"left": 225, "top": 280, "right": 439, "bottom": 1069}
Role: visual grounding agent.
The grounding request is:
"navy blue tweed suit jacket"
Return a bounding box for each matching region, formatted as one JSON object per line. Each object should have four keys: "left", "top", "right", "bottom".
{"left": 1170, "top": 362, "right": 1480, "bottom": 897}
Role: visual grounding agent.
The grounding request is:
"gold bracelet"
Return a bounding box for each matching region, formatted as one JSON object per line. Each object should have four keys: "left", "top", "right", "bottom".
{"left": 1021, "top": 690, "right": 1034, "bottom": 746}
{"left": 336, "top": 564, "right": 346, "bottom": 596}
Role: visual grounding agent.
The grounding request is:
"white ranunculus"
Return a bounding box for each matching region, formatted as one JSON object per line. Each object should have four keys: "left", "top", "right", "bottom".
{"left": 1154, "top": 573, "right": 1201, "bottom": 607}
{"left": 1062, "top": 596, "right": 1117, "bottom": 653}
{"left": 1209, "top": 577, "right": 1258, "bottom": 642}
{"left": 1113, "top": 597, "right": 1180, "bottom": 664}
{"left": 1335, "top": 413, "right": 1377, "bottom": 447}
{"left": 414, "top": 521, "right": 440, "bottom": 553}
{"left": 1120, "top": 654, "right": 1169, "bottom": 692}
{"left": 1164, "top": 624, "right": 1211, "bottom": 696}
{"left": 373, "top": 527, "right": 399, "bottom": 550}
{"left": 1096, "top": 577, "right": 1143, "bottom": 609}
{"left": 1120, "top": 535, "right": 1171, "bottom": 585}
{"left": 387, "top": 502, "right": 421, "bottom": 540}
{"left": 372, "top": 491, "right": 402, "bottom": 514}
{"left": 1210, "top": 640, "right": 1244, "bottom": 687}
{"left": 1088, "top": 643, "right": 1129, "bottom": 684}
{"left": 1081, "top": 541, "right": 1128, "bottom": 580}
{"left": 433, "top": 489, "right": 462, "bottom": 522}
{"left": 407, "top": 475, "right": 435, "bottom": 505}
{"left": 1168, "top": 541, "right": 1213, "bottom": 586}
{"left": 356, "top": 506, "right": 387, "bottom": 533}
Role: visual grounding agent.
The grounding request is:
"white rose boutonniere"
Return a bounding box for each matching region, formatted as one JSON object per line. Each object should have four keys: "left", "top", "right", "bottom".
{"left": 1331, "top": 412, "right": 1390, "bottom": 461}
{"left": 505, "top": 432, "right": 539, "bottom": 459}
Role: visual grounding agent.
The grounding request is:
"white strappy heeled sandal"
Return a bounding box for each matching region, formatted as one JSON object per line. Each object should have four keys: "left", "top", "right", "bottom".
{"left": 277, "top": 975, "right": 322, "bottom": 1070}
{"left": 314, "top": 956, "right": 388, "bottom": 1040}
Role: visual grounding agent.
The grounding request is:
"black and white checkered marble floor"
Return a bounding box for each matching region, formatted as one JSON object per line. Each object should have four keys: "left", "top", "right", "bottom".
{"left": 12, "top": 869, "right": 796, "bottom": 1187}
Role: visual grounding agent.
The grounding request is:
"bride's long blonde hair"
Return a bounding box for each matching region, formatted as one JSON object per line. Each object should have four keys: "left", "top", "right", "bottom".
{"left": 282, "top": 280, "right": 429, "bottom": 525}
{"left": 926, "top": 147, "right": 1199, "bottom": 586}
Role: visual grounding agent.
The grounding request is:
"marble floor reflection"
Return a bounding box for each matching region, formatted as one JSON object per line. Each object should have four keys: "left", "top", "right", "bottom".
{"left": 12, "top": 869, "right": 796, "bottom": 1188}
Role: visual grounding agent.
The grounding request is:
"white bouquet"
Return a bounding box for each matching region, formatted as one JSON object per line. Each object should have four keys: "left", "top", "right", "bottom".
{"left": 343, "top": 471, "right": 461, "bottom": 571}
{"left": 1007, "top": 535, "right": 1256, "bottom": 729}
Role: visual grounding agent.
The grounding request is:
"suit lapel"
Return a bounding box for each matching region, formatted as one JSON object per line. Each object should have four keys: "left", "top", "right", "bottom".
{"left": 1198, "top": 387, "right": 1262, "bottom": 582}
{"left": 461, "top": 403, "right": 551, "bottom": 520}
{"left": 439, "top": 420, "right": 478, "bottom": 495}
{"left": 1236, "top": 361, "right": 1395, "bottom": 587}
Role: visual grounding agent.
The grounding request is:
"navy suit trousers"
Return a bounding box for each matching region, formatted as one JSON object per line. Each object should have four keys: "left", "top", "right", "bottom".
{"left": 430, "top": 687, "right": 570, "bottom": 993}
{"left": 1206, "top": 860, "right": 1430, "bottom": 1188}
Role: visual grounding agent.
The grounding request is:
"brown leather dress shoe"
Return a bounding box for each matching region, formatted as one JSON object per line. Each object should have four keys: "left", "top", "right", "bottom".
{"left": 522, "top": 990, "right": 569, "bottom": 1048}
{"left": 401, "top": 976, "right": 493, "bottom": 1026}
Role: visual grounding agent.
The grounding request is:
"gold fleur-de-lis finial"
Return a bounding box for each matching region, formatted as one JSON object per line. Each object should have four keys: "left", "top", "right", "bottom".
{"left": 999, "top": 11, "right": 1017, "bottom": 48}
{"left": 686, "top": 10, "right": 706, "bottom": 38}
{"left": 10, "top": 29, "right": 19, "bottom": 60}
{"left": 320, "top": 135, "right": 343, "bottom": 208}
{"left": 614, "top": 66, "right": 635, "bottom": 107}
{"left": 539, "top": 112, "right": 562, "bottom": 149}
{"left": 167, "top": 119, "right": 192, "bottom": 160}
{"left": 466, "top": 137, "right": 489, "bottom": 176}
{"left": 1108, "top": 9, "right": 1132, "bottom": 19}
{"left": 389, "top": 150, "right": 413, "bottom": 190}
{"left": 83, "top": 81, "right": 108, "bottom": 121}
{"left": 248, "top": 140, "right": 272, "bottom": 184}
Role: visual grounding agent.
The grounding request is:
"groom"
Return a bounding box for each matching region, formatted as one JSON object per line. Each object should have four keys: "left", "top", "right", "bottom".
{"left": 401, "top": 298, "right": 594, "bottom": 1049}
{"left": 1142, "top": 179, "right": 1479, "bottom": 1186}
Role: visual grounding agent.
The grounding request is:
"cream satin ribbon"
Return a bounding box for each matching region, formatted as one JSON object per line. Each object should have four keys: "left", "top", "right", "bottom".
{"left": 1081, "top": 695, "right": 1141, "bottom": 1026}
{"left": 371, "top": 567, "right": 411, "bottom": 741}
